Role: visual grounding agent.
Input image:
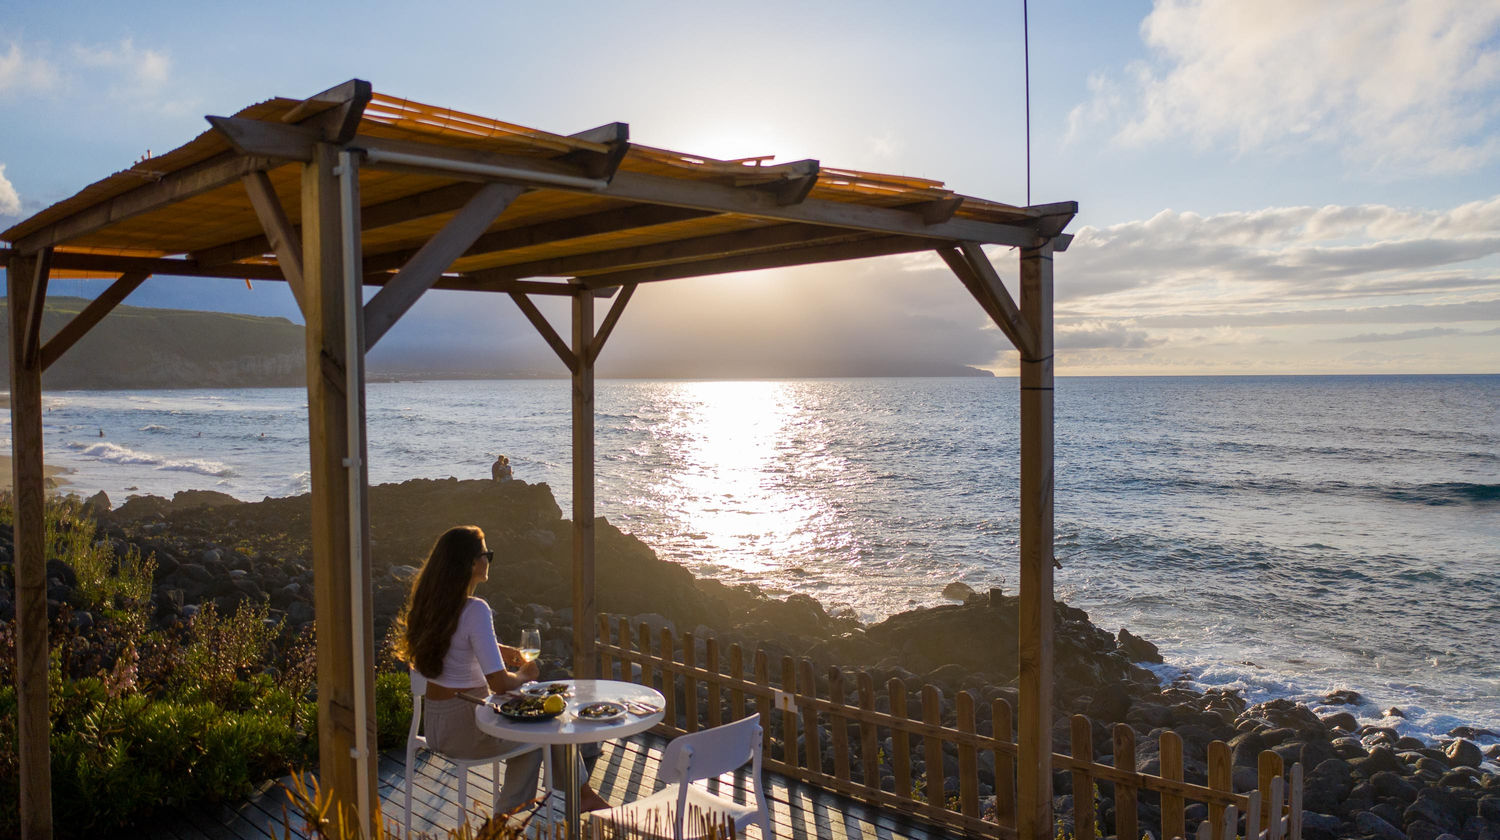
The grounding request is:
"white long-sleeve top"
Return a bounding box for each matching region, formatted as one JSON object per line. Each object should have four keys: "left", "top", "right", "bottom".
{"left": 431, "top": 597, "right": 506, "bottom": 689}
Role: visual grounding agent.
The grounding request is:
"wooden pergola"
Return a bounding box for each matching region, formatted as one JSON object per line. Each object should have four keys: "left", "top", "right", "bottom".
{"left": 2, "top": 80, "right": 1074, "bottom": 840}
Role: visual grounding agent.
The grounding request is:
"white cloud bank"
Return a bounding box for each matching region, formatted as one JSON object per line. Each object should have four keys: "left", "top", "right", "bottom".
{"left": 1069, "top": 0, "right": 1500, "bottom": 173}
{"left": 1047, "top": 194, "right": 1500, "bottom": 372}
{"left": 0, "top": 164, "right": 21, "bottom": 217}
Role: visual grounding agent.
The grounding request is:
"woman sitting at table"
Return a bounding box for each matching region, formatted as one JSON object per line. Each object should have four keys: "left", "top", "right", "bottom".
{"left": 397, "top": 524, "right": 609, "bottom": 814}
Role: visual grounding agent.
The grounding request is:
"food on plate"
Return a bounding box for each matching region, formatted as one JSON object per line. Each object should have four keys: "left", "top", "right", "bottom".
{"left": 578, "top": 701, "right": 625, "bottom": 720}
{"left": 542, "top": 694, "right": 567, "bottom": 715}
{"left": 497, "top": 695, "right": 561, "bottom": 720}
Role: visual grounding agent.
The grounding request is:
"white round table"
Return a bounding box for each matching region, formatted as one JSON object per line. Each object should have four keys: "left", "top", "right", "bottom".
{"left": 475, "top": 679, "right": 665, "bottom": 837}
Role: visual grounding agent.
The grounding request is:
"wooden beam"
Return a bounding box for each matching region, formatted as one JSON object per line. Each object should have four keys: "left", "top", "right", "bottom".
{"left": 39, "top": 272, "right": 150, "bottom": 371}
{"left": 363, "top": 182, "right": 523, "bottom": 351}
{"left": 48, "top": 251, "right": 290, "bottom": 280}
{"left": 909, "top": 196, "right": 964, "bottom": 225}
{"left": 362, "top": 203, "right": 716, "bottom": 274}
{"left": 466, "top": 222, "right": 859, "bottom": 284}
{"left": 575, "top": 234, "right": 936, "bottom": 288}
{"left": 509, "top": 292, "right": 578, "bottom": 373}
{"left": 208, "top": 80, "right": 373, "bottom": 160}
{"left": 21, "top": 247, "right": 52, "bottom": 368}
{"left": 1016, "top": 242, "right": 1056, "bottom": 840}
{"left": 7, "top": 252, "right": 51, "bottom": 840}
{"left": 301, "top": 142, "right": 377, "bottom": 828}
{"left": 281, "top": 78, "right": 373, "bottom": 143}
{"left": 740, "top": 159, "right": 819, "bottom": 206}
{"left": 559, "top": 122, "right": 631, "bottom": 179}
{"left": 12, "top": 153, "right": 275, "bottom": 254}
{"left": 242, "top": 171, "right": 306, "bottom": 313}
{"left": 209, "top": 116, "right": 322, "bottom": 160}
{"left": 571, "top": 288, "right": 597, "bottom": 683}
{"left": 586, "top": 282, "right": 635, "bottom": 365}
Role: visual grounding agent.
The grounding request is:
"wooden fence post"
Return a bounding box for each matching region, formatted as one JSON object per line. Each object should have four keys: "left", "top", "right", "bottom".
{"left": 684, "top": 631, "right": 698, "bottom": 732}
{"left": 829, "top": 667, "right": 851, "bottom": 784}
{"left": 859, "top": 672, "right": 880, "bottom": 791}
{"left": 1207, "top": 741, "right": 1231, "bottom": 840}
{"left": 957, "top": 691, "right": 979, "bottom": 819}
{"left": 1114, "top": 723, "right": 1138, "bottom": 840}
{"left": 923, "top": 684, "right": 945, "bottom": 812}
{"left": 890, "top": 678, "right": 913, "bottom": 800}
{"left": 1071, "top": 715, "right": 1095, "bottom": 840}
{"left": 705, "top": 637, "right": 721, "bottom": 728}
{"left": 994, "top": 698, "right": 1016, "bottom": 830}
{"left": 1160, "top": 731, "right": 1185, "bottom": 840}
{"left": 799, "top": 659, "right": 822, "bottom": 775}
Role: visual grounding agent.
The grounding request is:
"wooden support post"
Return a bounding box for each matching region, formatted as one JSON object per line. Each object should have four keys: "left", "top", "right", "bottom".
{"left": 300, "top": 142, "right": 377, "bottom": 830}
{"left": 8, "top": 251, "right": 52, "bottom": 840}
{"left": 1016, "top": 241, "right": 1055, "bottom": 840}
{"left": 571, "top": 288, "right": 597, "bottom": 678}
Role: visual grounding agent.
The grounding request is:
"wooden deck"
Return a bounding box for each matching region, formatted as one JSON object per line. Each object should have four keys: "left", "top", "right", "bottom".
{"left": 139, "top": 733, "right": 963, "bottom": 840}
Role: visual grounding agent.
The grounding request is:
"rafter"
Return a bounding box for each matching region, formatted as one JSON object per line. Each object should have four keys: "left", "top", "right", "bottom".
{"left": 577, "top": 234, "right": 938, "bottom": 288}
{"left": 465, "top": 222, "right": 862, "bottom": 284}
{"left": 362, "top": 204, "right": 717, "bottom": 273}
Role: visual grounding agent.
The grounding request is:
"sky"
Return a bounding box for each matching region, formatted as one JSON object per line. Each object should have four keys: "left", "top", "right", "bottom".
{"left": 1, "top": 0, "right": 1498, "bottom": 376}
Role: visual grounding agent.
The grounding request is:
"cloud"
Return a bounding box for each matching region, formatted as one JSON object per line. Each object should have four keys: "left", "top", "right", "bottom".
{"left": 0, "top": 36, "right": 178, "bottom": 111}
{"left": 1056, "top": 321, "right": 1160, "bottom": 349}
{"left": 0, "top": 41, "right": 59, "bottom": 96}
{"left": 0, "top": 164, "right": 20, "bottom": 217}
{"left": 1060, "top": 196, "right": 1500, "bottom": 312}
{"left": 1069, "top": 0, "right": 1500, "bottom": 173}
{"left": 1325, "top": 327, "right": 1464, "bottom": 343}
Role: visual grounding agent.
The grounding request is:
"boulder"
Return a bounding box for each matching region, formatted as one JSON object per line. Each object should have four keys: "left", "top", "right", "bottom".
{"left": 941, "top": 581, "right": 975, "bottom": 601}
{"left": 1117, "top": 627, "right": 1164, "bottom": 663}
{"left": 1443, "top": 739, "right": 1483, "bottom": 769}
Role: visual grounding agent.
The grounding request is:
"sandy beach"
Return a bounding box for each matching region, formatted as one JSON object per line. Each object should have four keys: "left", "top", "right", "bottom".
{"left": 0, "top": 454, "right": 72, "bottom": 494}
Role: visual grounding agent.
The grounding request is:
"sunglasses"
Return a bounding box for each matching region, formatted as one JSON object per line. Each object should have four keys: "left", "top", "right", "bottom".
{"left": 478, "top": 551, "right": 495, "bottom": 562}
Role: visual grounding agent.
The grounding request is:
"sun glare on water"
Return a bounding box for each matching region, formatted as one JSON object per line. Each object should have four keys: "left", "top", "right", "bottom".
{"left": 647, "top": 380, "right": 831, "bottom": 575}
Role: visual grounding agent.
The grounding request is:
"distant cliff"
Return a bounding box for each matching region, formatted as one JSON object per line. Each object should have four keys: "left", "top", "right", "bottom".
{"left": 0, "top": 297, "right": 304, "bottom": 389}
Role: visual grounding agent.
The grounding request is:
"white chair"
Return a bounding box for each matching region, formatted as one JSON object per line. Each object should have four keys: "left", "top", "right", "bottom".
{"left": 403, "top": 671, "right": 552, "bottom": 837}
{"left": 593, "top": 714, "right": 772, "bottom": 840}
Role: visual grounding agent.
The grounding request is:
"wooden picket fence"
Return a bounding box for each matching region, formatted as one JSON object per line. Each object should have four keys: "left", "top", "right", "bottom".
{"left": 596, "top": 614, "right": 1302, "bottom": 840}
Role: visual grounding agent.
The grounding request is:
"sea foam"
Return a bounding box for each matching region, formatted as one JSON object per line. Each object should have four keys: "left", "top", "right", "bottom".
{"left": 67, "top": 441, "right": 233, "bottom": 477}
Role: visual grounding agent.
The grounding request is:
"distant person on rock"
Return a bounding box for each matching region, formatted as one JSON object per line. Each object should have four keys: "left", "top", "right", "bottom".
{"left": 395, "top": 526, "right": 608, "bottom": 813}
{"left": 491, "top": 454, "right": 514, "bottom": 482}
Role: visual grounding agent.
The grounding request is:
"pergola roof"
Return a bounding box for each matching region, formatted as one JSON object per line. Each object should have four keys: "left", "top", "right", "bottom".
{"left": 3, "top": 84, "right": 1073, "bottom": 296}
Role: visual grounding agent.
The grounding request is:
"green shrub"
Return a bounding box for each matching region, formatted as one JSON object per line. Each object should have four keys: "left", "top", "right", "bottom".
{"left": 177, "top": 600, "right": 280, "bottom": 705}
{"left": 375, "top": 670, "right": 413, "bottom": 750}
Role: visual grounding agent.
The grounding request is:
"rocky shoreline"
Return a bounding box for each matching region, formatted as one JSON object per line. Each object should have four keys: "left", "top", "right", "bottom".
{"left": 9, "top": 477, "right": 1499, "bottom": 840}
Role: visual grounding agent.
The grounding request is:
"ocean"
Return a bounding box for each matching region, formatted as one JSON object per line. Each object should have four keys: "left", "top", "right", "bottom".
{"left": 14, "top": 375, "right": 1500, "bottom": 745}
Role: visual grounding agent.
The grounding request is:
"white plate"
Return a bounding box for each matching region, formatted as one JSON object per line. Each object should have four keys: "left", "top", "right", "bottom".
{"left": 520, "top": 682, "right": 573, "bottom": 698}
{"left": 576, "top": 701, "right": 626, "bottom": 722}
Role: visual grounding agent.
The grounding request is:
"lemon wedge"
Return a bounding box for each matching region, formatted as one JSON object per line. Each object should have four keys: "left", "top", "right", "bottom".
{"left": 542, "top": 694, "right": 566, "bottom": 715}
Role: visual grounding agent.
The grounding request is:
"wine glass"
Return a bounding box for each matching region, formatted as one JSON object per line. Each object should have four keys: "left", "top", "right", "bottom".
{"left": 519, "top": 628, "right": 541, "bottom": 666}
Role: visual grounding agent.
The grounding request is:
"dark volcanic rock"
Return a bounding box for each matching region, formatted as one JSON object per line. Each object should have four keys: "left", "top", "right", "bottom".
{"left": 1445, "top": 739, "right": 1484, "bottom": 769}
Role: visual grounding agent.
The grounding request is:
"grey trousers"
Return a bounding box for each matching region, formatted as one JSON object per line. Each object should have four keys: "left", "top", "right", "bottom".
{"left": 422, "top": 696, "right": 581, "bottom": 815}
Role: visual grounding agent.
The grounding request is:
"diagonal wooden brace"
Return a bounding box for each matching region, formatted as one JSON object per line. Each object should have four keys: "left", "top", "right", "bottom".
{"left": 40, "top": 272, "right": 150, "bottom": 371}
{"left": 20, "top": 247, "right": 52, "bottom": 369}
{"left": 586, "top": 283, "right": 636, "bottom": 365}
{"left": 363, "top": 182, "right": 523, "bottom": 351}
{"left": 242, "top": 171, "right": 306, "bottom": 314}
{"left": 510, "top": 291, "right": 578, "bottom": 374}
{"left": 938, "top": 243, "right": 1035, "bottom": 357}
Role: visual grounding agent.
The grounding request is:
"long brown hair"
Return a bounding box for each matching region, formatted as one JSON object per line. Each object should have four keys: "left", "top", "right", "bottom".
{"left": 397, "top": 525, "right": 485, "bottom": 679}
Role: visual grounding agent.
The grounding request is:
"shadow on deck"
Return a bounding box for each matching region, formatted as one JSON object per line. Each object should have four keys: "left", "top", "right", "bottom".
{"left": 140, "top": 732, "right": 962, "bottom": 840}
